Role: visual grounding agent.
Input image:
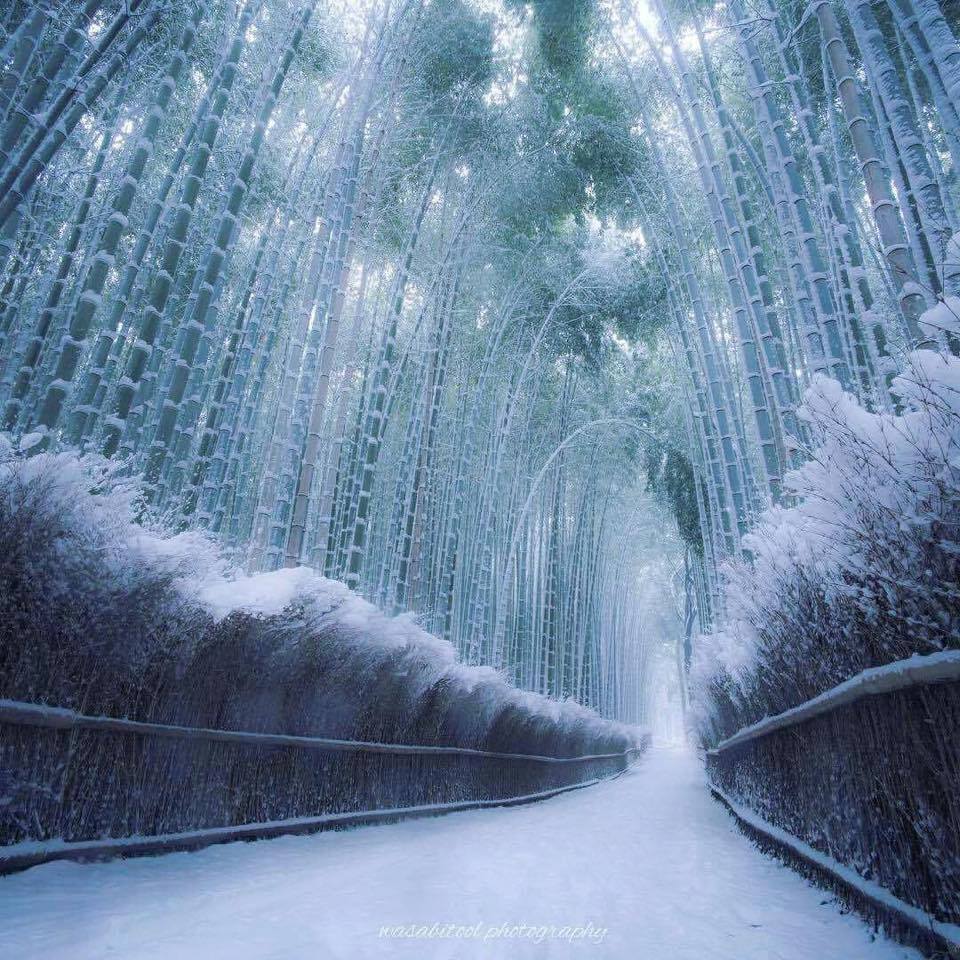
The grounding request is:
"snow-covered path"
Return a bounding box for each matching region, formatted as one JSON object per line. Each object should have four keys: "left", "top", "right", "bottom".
{"left": 0, "top": 746, "right": 917, "bottom": 960}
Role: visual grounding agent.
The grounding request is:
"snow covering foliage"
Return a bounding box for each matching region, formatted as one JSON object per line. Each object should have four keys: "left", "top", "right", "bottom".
{"left": 692, "top": 351, "right": 960, "bottom": 742}
{"left": 0, "top": 438, "right": 637, "bottom": 755}
{"left": 919, "top": 296, "right": 960, "bottom": 337}
{"left": 919, "top": 233, "right": 960, "bottom": 337}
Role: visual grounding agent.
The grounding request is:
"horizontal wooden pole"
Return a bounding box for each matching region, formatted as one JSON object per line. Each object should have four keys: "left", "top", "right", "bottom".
{"left": 0, "top": 698, "right": 646, "bottom": 763}
{"left": 0, "top": 755, "right": 646, "bottom": 874}
{"left": 707, "top": 650, "right": 960, "bottom": 755}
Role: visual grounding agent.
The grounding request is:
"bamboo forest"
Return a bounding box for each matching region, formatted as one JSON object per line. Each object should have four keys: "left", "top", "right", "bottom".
{"left": 0, "top": 1, "right": 958, "bottom": 957}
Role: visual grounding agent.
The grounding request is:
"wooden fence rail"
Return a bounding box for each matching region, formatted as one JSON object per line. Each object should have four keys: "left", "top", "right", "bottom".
{"left": 706, "top": 650, "right": 960, "bottom": 756}
{"left": 705, "top": 650, "right": 960, "bottom": 957}
{"left": 0, "top": 698, "right": 648, "bottom": 873}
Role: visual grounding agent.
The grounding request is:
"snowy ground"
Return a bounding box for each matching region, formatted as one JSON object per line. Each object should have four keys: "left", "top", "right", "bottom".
{"left": 0, "top": 746, "right": 918, "bottom": 960}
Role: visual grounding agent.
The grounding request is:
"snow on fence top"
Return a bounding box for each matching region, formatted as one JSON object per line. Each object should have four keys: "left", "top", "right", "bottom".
{"left": 0, "top": 698, "right": 648, "bottom": 764}
{"left": 707, "top": 650, "right": 960, "bottom": 755}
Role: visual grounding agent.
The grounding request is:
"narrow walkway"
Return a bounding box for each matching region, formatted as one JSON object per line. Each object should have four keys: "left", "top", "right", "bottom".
{"left": 0, "top": 747, "right": 917, "bottom": 959}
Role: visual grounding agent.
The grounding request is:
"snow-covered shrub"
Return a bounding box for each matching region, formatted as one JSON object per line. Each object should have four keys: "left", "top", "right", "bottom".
{"left": 0, "top": 440, "right": 643, "bottom": 844}
{"left": 692, "top": 351, "right": 960, "bottom": 742}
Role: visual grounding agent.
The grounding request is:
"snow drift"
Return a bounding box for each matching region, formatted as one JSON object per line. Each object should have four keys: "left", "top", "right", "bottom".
{"left": 692, "top": 350, "right": 960, "bottom": 742}
{"left": 0, "top": 435, "right": 639, "bottom": 754}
